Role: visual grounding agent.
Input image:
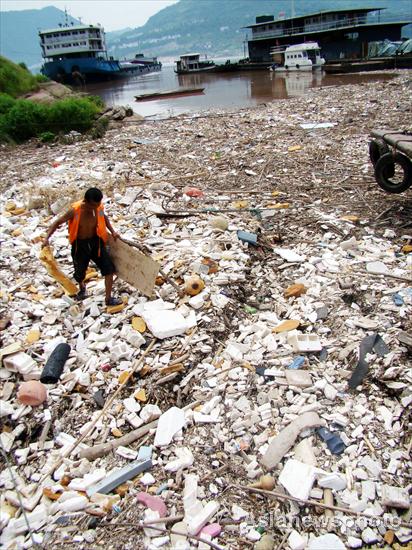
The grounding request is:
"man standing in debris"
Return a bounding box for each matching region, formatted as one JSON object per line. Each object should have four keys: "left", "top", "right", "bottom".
{"left": 42, "top": 187, "right": 122, "bottom": 306}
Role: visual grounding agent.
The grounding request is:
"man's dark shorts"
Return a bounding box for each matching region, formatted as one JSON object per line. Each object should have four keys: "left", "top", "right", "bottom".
{"left": 71, "top": 237, "right": 115, "bottom": 283}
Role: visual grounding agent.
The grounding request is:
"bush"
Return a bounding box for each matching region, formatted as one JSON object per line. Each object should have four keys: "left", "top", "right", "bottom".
{"left": 0, "top": 97, "right": 101, "bottom": 143}
{"left": 1, "top": 99, "right": 48, "bottom": 142}
{"left": 34, "top": 74, "right": 49, "bottom": 84}
{"left": 39, "top": 131, "right": 55, "bottom": 143}
{"left": 47, "top": 98, "right": 101, "bottom": 134}
{"left": 0, "top": 93, "right": 15, "bottom": 115}
{"left": 0, "top": 56, "right": 40, "bottom": 97}
{"left": 86, "top": 95, "right": 105, "bottom": 110}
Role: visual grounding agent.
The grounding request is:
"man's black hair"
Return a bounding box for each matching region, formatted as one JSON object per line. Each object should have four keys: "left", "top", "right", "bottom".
{"left": 84, "top": 187, "right": 103, "bottom": 203}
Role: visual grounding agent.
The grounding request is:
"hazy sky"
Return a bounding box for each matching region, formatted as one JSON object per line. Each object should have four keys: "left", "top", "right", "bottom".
{"left": 1, "top": 0, "right": 179, "bottom": 31}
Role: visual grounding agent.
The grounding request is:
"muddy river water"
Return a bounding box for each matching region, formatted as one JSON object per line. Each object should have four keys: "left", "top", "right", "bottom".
{"left": 84, "top": 64, "right": 396, "bottom": 119}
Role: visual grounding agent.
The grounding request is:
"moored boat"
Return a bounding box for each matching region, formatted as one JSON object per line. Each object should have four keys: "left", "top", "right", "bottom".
{"left": 39, "top": 20, "right": 147, "bottom": 84}
{"left": 123, "top": 53, "right": 162, "bottom": 72}
{"left": 135, "top": 87, "right": 205, "bottom": 101}
{"left": 175, "top": 53, "right": 215, "bottom": 74}
{"left": 270, "top": 42, "right": 325, "bottom": 72}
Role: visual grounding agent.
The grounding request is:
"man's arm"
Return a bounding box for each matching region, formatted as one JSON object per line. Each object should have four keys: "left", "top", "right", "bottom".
{"left": 42, "top": 208, "right": 74, "bottom": 247}
{"left": 104, "top": 214, "right": 119, "bottom": 240}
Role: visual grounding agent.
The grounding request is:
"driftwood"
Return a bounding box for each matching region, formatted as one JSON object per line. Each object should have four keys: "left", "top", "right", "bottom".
{"left": 79, "top": 420, "right": 158, "bottom": 461}
{"left": 79, "top": 399, "right": 201, "bottom": 461}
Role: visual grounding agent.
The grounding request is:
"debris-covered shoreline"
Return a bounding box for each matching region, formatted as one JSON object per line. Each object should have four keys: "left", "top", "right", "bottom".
{"left": 0, "top": 71, "right": 411, "bottom": 549}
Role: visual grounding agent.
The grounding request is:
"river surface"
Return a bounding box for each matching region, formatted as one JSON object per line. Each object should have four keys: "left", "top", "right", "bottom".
{"left": 84, "top": 64, "right": 395, "bottom": 119}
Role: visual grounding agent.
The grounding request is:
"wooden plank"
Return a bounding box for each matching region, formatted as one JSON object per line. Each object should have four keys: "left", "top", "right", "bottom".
{"left": 370, "top": 129, "right": 412, "bottom": 159}
{"left": 107, "top": 236, "right": 160, "bottom": 297}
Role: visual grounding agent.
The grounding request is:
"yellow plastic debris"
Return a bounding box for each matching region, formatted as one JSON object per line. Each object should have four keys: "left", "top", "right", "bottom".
{"left": 273, "top": 202, "right": 290, "bottom": 209}
{"left": 106, "top": 302, "right": 125, "bottom": 314}
{"left": 84, "top": 269, "right": 98, "bottom": 281}
{"left": 43, "top": 488, "right": 62, "bottom": 501}
{"left": 288, "top": 145, "right": 302, "bottom": 152}
{"left": 159, "top": 363, "right": 184, "bottom": 375}
{"left": 340, "top": 215, "right": 360, "bottom": 223}
{"left": 118, "top": 371, "right": 131, "bottom": 385}
{"left": 11, "top": 229, "right": 22, "bottom": 237}
{"left": 111, "top": 428, "right": 123, "bottom": 438}
{"left": 5, "top": 201, "right": 17, "bottom": 212}
{"left": 232, "top": 200, "right": 249, "bottom": 209}
{"left": 26, "top": 329, "right": 40, "bottom": 344}
{"left": 39, "top": 246, "right": 78, "bottom": 296}
{"left": 401, "top": 245, "right": 412, "bottom": 254}
{"left": 132, "top": 316, "right": 147, "bottom": 333}
{"left": 11, "top": 207, "right": 27, "bottom": 216}
{"left": 1, "top": 501, "right": 17, "bottom": 518}
{"left": 134, "top": 389, "right": 147, "bottom": 402}
{"left": 273, "top": 319, "right": 300, "bottom": 333}
{"left": 284, "top": 283, "right": 307, "bottom": 298}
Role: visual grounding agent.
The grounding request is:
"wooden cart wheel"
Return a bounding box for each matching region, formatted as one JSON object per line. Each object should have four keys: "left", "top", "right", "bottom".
{"left": 374, "top": 152, "right": 412, "bottom": 193}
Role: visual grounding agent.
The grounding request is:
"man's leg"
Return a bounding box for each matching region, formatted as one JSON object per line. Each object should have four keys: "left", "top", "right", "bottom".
{"left": 93, "top": 239, "right": 121, "bottom": 305}
{"left": 105, "top": 273, "right": 113, "bottom": 304}
{"left": 71, "top": 240, "right": 89, "bottom": 298}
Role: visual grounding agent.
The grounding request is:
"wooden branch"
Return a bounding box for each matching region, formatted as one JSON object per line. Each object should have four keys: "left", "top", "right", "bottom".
{"left": 79, "top": 399, "right": 201, "bottom": 461}
{"left": 79, "top": 420, "right": 158, "bottom": 461}
{"left": 38, "top": 420, "right": 51, "bottom": 450}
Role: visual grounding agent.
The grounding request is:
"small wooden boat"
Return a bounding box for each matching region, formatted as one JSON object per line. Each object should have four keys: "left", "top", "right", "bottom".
{"left": 135, "top": 87, "right": 205, "bottom": 101}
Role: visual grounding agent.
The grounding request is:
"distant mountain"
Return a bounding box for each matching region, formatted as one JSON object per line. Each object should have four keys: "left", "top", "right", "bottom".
{"left": 0, "top": 6, "right": 80, "bottom": 70}
{"left": 107, "top": 0, "right": 412, "bottom": 61}
{"left": 1, "top": 1, "right": 411, "bottom": 71}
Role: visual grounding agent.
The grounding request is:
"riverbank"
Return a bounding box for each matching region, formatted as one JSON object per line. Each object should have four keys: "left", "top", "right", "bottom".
{"left": 0, "top": 71, "right": 411, "bottom": 549}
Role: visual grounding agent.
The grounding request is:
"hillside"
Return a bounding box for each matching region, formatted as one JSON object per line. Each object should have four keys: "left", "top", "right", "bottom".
{"left": 0, "top": 7, "right": 80, "bottom": 70}
{"left": 1, "top": 1, "right": 411, "bottom": 70}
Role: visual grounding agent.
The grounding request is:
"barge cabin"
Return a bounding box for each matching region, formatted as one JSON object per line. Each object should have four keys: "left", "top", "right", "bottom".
{"left": 244, "top": 8, "right": 412, "bottom": 62}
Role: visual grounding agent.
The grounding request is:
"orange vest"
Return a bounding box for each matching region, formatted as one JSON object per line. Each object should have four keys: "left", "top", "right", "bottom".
{"left": 68, "top": 200, "right": 108, "bottom": 244}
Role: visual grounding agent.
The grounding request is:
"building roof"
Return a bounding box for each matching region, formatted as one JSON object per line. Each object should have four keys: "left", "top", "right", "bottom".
{"left": 248, "top": 20, "right": 412, "bottom": 42}
{"left": 39, "top": 24, "right": 102, "bottom": 35}
{"left": 243, "top": 7, "right": 384, "bottom": 29}
{"left": 179, "top": 53, "right": 201, "bottom": 58}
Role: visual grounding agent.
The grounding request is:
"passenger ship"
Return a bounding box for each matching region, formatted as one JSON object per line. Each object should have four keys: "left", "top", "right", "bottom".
{"left": 39, "top": 21, "right": 155, "bottom": 84}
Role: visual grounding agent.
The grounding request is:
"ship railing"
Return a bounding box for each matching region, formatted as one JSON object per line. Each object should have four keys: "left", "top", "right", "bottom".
{"left": 252, "top": 14, "right": 410, "bottom": 39}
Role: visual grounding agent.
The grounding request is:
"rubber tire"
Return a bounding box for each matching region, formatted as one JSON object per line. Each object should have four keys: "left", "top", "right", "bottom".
{"left": 296, "top": 64, "right": 300, "bottom": 69}
{"left": 374, "top": 152, "right": 412, "bottom": 193}
{"left": 369, "top": 138, "right": 390, "bottom": 166}
{"left": 285, "top": 65, "right": 288, "bottom": 70}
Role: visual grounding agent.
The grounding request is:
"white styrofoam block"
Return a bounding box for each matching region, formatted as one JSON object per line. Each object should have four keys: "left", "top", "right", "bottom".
{"left": 154, "top": 407, "right": 186, "bottom": 447}
{"left": 279, "top": 459, "right": 316, "bottom": 501}
{"left": 308, "top": 534, "right": 345, "bottom": 550}
{"left": 120, "top": 326, "right": 145, "bottom": 348}
{"left": 273, "top": 248, "right": 305, "bottom": 262}
{"left": 288, "top": 331, "right": 322, "bottom": 352}
{"left": 3, "top": 352, "right": 40, "bottom": 380}
{"left": 318, "top": 472, "right": 347, "bottom": 491}
{"left": 187, "top": 500, "right": 219, "bottom": 535}
{"left": 142, "top": 310, "right": 190, "bottom": 339}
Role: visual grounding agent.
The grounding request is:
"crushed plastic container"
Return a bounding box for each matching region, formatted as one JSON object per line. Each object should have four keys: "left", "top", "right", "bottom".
{"left": 316, "top": 427, "right": 345, "bottom": 455}
{"left": 40, "top": 343, "right": 71, "bottom": 384}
